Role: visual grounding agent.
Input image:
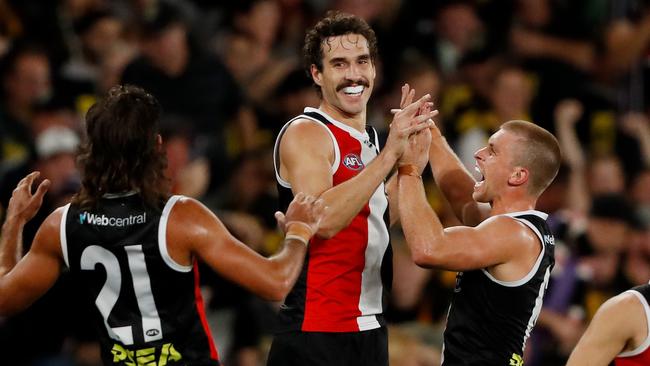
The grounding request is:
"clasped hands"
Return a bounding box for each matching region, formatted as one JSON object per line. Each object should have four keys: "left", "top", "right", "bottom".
{"left": 387, "top": 84, "right": 439, "bottom": 174}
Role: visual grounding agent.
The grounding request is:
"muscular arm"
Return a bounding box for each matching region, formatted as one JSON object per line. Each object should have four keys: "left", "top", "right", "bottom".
{"left": 280, "top": 120, "right": 397, "bottom": 238}
{"left": 168, "top": 197, "right": 314, "bottom": 301}
{"left": 398, "top": 174, "right": 538, "bottom": 274}
{"left": 567, "top": 292, "right": 645, "bottom": 366}
{"left": 280, "top": 99, "right": 434, "bottom": 238}
{"left": 0, "top": 209, "right": 63, "bottom": 316}
{"left": 427, "top": 128, "right": 489, "bottom": 226}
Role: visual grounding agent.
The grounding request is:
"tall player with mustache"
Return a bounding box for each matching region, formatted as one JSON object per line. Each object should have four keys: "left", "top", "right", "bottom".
{"left": 269, "top": 11, "right": 436, "bottom": 366}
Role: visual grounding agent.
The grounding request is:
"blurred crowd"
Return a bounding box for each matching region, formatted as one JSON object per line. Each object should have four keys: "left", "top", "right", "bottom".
{"left": 0, "top": 0, "right": 649, "bottom": 365}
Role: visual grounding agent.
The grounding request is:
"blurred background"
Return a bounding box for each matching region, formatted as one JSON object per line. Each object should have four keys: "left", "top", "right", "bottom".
{"left": 0, "top": 0, "right": 649, "bottom": 365}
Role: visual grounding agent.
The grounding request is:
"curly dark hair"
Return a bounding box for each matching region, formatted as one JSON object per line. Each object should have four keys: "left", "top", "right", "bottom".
{"left": 73, "top": 85, "right": 170, "bottom": 210}
{"left": 303, "top": 11, "right": 378, "bottom": 95}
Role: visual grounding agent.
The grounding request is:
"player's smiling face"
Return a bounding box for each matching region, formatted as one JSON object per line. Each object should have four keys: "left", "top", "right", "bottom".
{"left": 311, "top": 33, "right": 376, "bottom": 117}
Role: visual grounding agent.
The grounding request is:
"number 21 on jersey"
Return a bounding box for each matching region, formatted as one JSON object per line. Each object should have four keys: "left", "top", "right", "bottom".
{"left": 81, "top": 244, "right": 163, "bottom": 345}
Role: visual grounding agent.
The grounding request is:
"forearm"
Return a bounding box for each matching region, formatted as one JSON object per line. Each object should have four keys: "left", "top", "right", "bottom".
{"left": 428, "top": 133, "right": 476, "bottom": 222}
{"left": 555, "top": 122, "right": 585, "bottom": 169}
{"left": 264, "top": 239, "right": 308, "bottom": 300}
{"left": 316, "top": 151, "right": 397, "bottom": 237}
{"left": 398, "top": 174, "right": 443, "bottom": 267}
{"left": 0, "top": 217, "right": 25, "bottom": 276}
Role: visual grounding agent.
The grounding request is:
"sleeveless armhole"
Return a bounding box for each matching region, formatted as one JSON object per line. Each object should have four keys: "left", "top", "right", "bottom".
{"left": 618, "top": 290, "right": 650, "bottom": 357}
{"left": 481, "top": 211, "right": 547, "bottom": 287}
{"left": 370, "top": 126, "right": 381, "bottom": 153}
{"left": 158, "top": 195, "right": 193, "bottom": 272}
{"left": 59, "top": 203, "right": 71, "bottom": 268}
{"left": 273, "top": 116, "right": 340, "bottom": 189}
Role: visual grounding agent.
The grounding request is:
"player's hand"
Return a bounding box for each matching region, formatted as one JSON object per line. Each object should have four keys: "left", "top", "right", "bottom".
{"left": 6, "top": 171, "right": 51, "bottom": 224}
{"left": 400, "top": 130, "right": 432, "bottom": 174}
{"left": 621, "top": 112, "right": 650, "bottom": 137}
{"left": 275, "top": 192, "right": 326, "bottom": 237}
{"left": 554, "top": 99, "right": 583, "bottom": 127}
{"left": 385, "top": 89, "right": 438, "bottom": 160}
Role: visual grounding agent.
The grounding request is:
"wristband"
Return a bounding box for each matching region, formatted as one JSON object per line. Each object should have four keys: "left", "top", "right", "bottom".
{"left": 285, "top": 221, "right": 313, "bottom": 247}
{"left": 398, "top": 164, "right": 421, "bottom": 178}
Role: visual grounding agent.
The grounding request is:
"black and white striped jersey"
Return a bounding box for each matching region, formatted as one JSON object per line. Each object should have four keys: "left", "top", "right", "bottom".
{"left": 442, "top": 210, "right": 555, "bottom": 366}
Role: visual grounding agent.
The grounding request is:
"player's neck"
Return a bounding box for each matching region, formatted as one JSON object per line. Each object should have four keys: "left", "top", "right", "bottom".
{"left": 489, "top": 196, "right": 537, "bottom": 216}
{"left": 318, "top": 102, "right": 366, "bottom": 132}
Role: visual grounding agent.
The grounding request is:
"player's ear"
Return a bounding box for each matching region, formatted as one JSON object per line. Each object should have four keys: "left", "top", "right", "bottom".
{"left": 311, "top": 64, "right": 323, "bottom": 87}
{"left": 508, "top": 166, "right": 529, "bottom": 187}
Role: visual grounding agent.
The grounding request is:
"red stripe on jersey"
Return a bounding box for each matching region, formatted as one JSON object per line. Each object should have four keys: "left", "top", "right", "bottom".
{"left": 616, "top": 350, "right": 650, "bottom": 366}
{"left": 301, "top": 126, "right": 371, "bottom": 332}
{"left": 193, "top": 262, "right": 219, "bottom": 360}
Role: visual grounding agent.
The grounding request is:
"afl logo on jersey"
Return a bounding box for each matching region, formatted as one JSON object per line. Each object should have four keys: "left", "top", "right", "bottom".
{"left": 343, "top": 153, "right": 364, "bottom": 170}
{"left": 146, "top": 329, "right": 160, "bottom": 337}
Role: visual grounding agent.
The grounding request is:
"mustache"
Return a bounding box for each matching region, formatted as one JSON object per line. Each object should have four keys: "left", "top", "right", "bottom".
{"left": 336, "top": 79, "right": 370, "bottom": 92}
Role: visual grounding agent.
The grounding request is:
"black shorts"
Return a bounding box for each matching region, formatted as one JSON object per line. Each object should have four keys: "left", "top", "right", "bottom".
{"left": 266, "top": 327, "right": 388, "bottom": 366}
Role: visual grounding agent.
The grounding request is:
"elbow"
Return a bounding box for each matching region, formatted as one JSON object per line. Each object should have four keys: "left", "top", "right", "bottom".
{"left": 409, "top": 241, "right": 438, "bottom": 268}
{"left": 315, "top": 227, "right": 336, "bottom": 240}
{"left": 262, "top": 265, "right": 295, "bottom": 302}
{"left": 411, "top": 251, "right": 434, "bottom": 268}
{"left": 264, "top": 277, "right": 293, "bottom": 302}
{"left": 314, "top": 219, "right": 344, "bottom": 240}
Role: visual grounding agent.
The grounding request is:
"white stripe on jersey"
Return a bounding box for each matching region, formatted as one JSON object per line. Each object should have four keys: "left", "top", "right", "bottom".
{"left": 126, "top": 244, "right": 164, "bottom": 342}
{"left": 158, "top": 195, "right": 193, "bottom": 272}
{"left": 522, "top": 267, "right": 551, "bottom": 350}
{"left": 357, "top": 130, "right": 389, "bottom": 330}
{"left": 60, "top": 203, "right": 71, "bottom": 268}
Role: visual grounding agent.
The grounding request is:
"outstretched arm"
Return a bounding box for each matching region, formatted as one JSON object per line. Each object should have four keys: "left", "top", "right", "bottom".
{"left": 567, "top": 291, "right": 644, "bottom": 366}
{"left": 398, "top": 172, "right": 537, "bottom": 272}
{"left": 170, "top": 193, "right": 325, "bottom": 301}
{"left": 554, "top": 99, "right": 589, "bottom": 216}
{"left": 0, "top": 172, "right": 63, "bottom": 316}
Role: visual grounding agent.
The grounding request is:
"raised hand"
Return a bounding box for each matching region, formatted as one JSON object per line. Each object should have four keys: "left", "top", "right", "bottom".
{"left": 5, "top": 172, "right": 50, "bottom": 224}
{"left": 399, "top": 83, "right": 415, "bottom": 109}
{"left": 400, "top": 99, "right": 434, "bottom": 173}
{"left": 554, "top": 99, "right": 583, "bottom": 127}
{"left": 621, "top": 112, "right": 650, "bottom": 138}
{"left": 384, "top": 87, "right": 438, "bottom": 161}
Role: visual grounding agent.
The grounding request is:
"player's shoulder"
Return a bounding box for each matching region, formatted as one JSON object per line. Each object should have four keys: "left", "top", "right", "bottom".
{"left": 283, "top": 117, "right": 331, "bottom": 141}
{"left": 593, "top": 290, "right": 646, "bottom": 336}
{"left": 605, "top": 290, "right": 646, "bottom": 314}
{"left": 168, "top": 196, "right": 210, "bottom": 218}
{"left": 40, "top": 205, "right": 67, "bottom": 232}
{"left": 480, "top": 214, "right": 540, "bottom": 246}
{"left": 280, "top": 117, "right": 334, "bottom": 158}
